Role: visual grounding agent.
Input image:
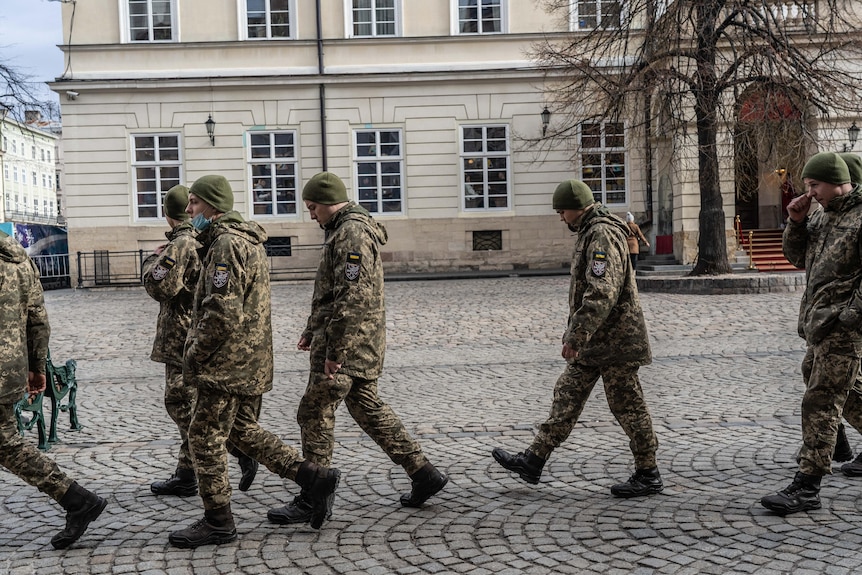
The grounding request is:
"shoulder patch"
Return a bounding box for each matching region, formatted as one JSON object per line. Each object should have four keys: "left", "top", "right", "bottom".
{"left": 152, "top": 265, "right": 168, "bottom": 281}
{"left": 212, "top": 263, "right": 230, "bottom": 289}
{"left": 591, "top": 250, "right": 607, "bottom": 277}
{"left": 151, "top": 256, "right": 176, "bottom": 282}
{"left": 345, "top": 252, "right": 361, "bottom": 282}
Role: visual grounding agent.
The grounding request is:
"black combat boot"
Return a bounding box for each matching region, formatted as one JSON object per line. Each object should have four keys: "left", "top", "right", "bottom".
{"left": 168, "top": 504, "right": 237, "bottom": 548}
{"left": 51, "top": 482, "right": 108, "bottom": 550}
{"left": 150, "top": 467, "right": 197, "bottom": 497}
{"left": 294, "top": 461, "right": 340, "bottom": 529}
{"left": 400, "top": 462, "right": 449, "bottom": 508}
{"left": 237, "top": 454, "right": 258, "bottom": 492}
{"left": 760, "top": 472, "right": 822, "bottom": 516}
{"left": 491, "top": 448, "right": 545, "bottom": 484}
{"left": 610, "top": 467, "right": 664, "bottom": 498}
{"left": 833, "top": 423, "right": 854, "bottom": 462}
{"left": 267, "top": 491, "right": 316, "bottom": 524}
{"left": 842, "top": 452, "right": 862, "bottom": 476}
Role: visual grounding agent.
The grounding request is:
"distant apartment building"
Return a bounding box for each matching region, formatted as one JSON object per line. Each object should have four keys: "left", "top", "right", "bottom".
{"left": 1, "top": 113, "right": 60, "bottom": 226}
{"left": 50, "top": 0, "right": 654, "bottom": 273}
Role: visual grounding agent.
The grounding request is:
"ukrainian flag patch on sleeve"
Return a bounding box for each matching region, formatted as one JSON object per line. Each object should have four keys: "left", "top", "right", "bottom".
{"left": 591, "top": 251, "right": 607, "bottom": 277}
{"left": 345, "top": 252, "right": 361, "bottom": 281}
{"left": 212, "top": 262, "right": 230, "bottom": 289}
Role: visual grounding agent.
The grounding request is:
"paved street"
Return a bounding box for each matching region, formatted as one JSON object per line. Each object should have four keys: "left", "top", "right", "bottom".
{"left": 2, "top": 275, "right": 859, "bottom": 575}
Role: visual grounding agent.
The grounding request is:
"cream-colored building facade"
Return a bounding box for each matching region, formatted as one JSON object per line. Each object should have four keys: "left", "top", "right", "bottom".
{"left": 50, "top": 0, "right": 727, "bottom": 275}
{"left": 0, "top": 115, "right": 59, "bottom": 225}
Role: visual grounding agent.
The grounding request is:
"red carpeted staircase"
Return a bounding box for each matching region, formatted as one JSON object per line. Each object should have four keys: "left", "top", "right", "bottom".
{"left": 737, "top": 228, "right": 800, "bottom": 272}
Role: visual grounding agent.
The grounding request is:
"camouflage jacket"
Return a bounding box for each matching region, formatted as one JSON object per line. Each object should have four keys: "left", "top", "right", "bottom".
{"left": 142, "top": 222, "right": 200, "bottom": 367}
{"left": 783, "top": 186, "right": 862, "bottom": 348}
{"left": 0, "top": 232, "right": 50, "bottom": 404}
{"left": 564, "top": 204, "right": 651, "bottom": 367}
{"left": 183, "top": 212, "right": 273, "bottom": 395}
{"left": 303, "top": 203, "right": 388, "bottom": 379}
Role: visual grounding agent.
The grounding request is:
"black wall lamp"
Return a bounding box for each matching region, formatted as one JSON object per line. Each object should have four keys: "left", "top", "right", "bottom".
{"left": 843, "top": 122, "right": 860, "bottom": 153}
{"left": 205, "top": 114, "right": 216, "bottom": 146}
{"left": 541, "top": 106, "right": 551, "bottom": 137}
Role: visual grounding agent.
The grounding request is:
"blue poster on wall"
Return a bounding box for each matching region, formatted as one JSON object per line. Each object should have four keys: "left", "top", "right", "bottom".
{"left": 13, "top": 223, "right": 68, "bottom": 256}
{"left": 10, "top": 223, "right": 71, "bottom": 289}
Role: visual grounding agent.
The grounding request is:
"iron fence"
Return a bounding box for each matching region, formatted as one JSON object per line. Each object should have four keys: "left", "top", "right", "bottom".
{"left": 76, "top": 250, "right": 146, "bottom": 288}
{"left": 31, "top": 253, "right": 72, "bottom": 290}
{"left": 73, "top": 244, "right": 324, "bottom": 288}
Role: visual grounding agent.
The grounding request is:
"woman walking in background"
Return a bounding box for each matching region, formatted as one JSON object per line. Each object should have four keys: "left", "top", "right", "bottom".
{"left": 626, "top": 212, "right": 650, "bottom": 270}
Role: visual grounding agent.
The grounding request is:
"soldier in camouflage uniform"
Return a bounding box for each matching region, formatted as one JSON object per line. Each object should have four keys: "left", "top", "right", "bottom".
{"left": 0, "top": 230, "right": 107, "bottom": 549}
{"left": 168, "top": 175, "right": 340, "bottom": 549}
{"left": 142, "top": 185, "right": 258, "bottom": 498}
{"left": 762, "top": 152, "right": 862, "bottom": 515}
{"left": 837, "top": 152, "right": 862, "bottom": 475}
{"left": 492, "top": 179, "right": 662, "bottom": 497}
{"left": 268, "top": 172, "right": 447, "bottom": 526}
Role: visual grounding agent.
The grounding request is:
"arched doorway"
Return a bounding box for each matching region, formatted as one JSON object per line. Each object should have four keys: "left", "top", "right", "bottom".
{"left": 734, "top": 85, "right": 806, "bottom": 230}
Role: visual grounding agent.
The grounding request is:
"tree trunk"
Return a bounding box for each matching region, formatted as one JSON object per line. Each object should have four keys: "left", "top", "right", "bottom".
{"left": 690, "top": 110, "right": 732, "bottom": 275}
{"left": 689, "top": 4, "right": 732, "bottom": 276}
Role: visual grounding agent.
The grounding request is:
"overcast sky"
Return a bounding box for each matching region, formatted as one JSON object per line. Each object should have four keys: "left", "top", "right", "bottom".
{"left": 1, "top": 0, "right": 64, "bottom": 104}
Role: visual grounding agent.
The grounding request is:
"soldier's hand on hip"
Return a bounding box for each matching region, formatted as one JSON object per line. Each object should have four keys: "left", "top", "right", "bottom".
{"left": 297, "top": 336, "right": 311, "bottom": 351}
{"left": 324, "top": 359, "right": 342, "bottom": 379}
{"left": 561, "top": 343, "right": 579, "bottom": 360}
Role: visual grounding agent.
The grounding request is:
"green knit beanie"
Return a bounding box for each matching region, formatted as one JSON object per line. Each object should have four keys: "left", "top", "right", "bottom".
{"left": 839, "top": 153, "right": 862, "bottom": 185}
{"left": 189, "top": 175, "right": 234, "bottom": 213}
{"left": 302, "top": 172, "right": 349, "bottom": 205}
{"left": 552, "top": 179, "right": 596, "bottom": 210}
{"left": 801, "top": 152, "right": 850, "bottom": 185}
{"left": 163, "top": 185, "right": 190, "bottom": 220}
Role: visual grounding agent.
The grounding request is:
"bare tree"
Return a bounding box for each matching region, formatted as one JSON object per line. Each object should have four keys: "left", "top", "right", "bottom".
{"left": 1, "top": 59, "right": 58, "bottom": 120}
{"left": 534, "top": 0, "right": 862, "bottom": 275}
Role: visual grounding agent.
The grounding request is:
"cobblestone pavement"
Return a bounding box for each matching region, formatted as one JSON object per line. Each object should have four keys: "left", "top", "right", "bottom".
{"left": 2, "top": 276, "right": 861, "bottom": 575}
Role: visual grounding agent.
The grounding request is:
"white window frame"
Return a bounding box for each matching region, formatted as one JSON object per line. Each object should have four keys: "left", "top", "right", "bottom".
{"left": 451, "top": 0, "right": 507, "bottom": 35}
{"left": 579, "top": 121, "right": 628, "bottom": 206}
{"left": 344, "top": 0, "right": 401, "bottom": 38}
{"left": 247, "top": 130, "right": 300, "bottom": 217}
{"left": 352, "top": 128, "right": 405, "bottom": 215}
{"left": 569, "top": 0, "right": 623, "bottom": 30}
{"left": 131, "top": 133, "right": 183, "bottom": 221}
{"left": 460, "top": 124, "right": 511, "bottom": 211}
{"left": 239, "top": 0, "right": 297, "bottom": 40}
{"left": 120, "top": 0, "right": 178, "bottom": 43}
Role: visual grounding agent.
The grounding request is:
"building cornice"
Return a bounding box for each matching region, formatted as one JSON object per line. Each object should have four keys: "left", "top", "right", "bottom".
{"left": 49, "top": 65, "right": 551, "bottom": 91}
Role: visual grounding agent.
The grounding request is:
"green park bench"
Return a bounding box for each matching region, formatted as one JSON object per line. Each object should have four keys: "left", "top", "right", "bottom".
{"left": 14, "top": 351, "right": 83, "bottom": 450}
{"left": 14, "top": 390, "right": 48, "bottom": 450}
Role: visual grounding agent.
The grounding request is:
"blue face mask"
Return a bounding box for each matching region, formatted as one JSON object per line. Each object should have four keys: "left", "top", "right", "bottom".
{"left": 191, "top": 213, "right": 211, "bottom": 231}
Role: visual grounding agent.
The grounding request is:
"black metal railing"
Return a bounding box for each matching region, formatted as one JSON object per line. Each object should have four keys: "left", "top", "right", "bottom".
{"left": 267, "top": 242, "right": 322, "bottom": 281}
{"left": 76, "top": 250, "right": 146, "bottom": 288}
{"left": 31, "top": 253, "right": 72, "bottom": 290}
{"left": 74, "top": 245, "right": 324, "bottom": 288}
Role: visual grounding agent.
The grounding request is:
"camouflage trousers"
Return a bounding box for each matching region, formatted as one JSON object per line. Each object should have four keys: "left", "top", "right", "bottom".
{"left": 0, "top": 402, "right": 73, "bottom": 501}
{"left": 798, "top": 340, "right": 862, "bottom": 476}
{"left": 189, "top": 391, "right": 302, "bottom": 510}
{"left": 529, "top": 362, "right": 659, "bottom": 469}
{"left": 297, "top": 371, "right": 427, "bottom": 475}
{"left": 164, "top": 364, "right": 197, "bottom": 471}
